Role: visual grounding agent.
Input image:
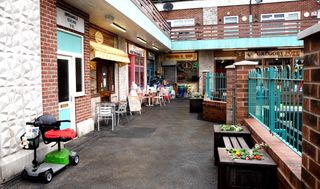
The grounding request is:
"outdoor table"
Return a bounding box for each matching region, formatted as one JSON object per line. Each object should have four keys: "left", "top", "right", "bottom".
{"left": 218, "top": 147, "right": 277, "bottom": 189}
{"left": 213, "top": 124, "right": 252, "bottom": 165}
{"left": 143, "top": 94, "right": 154, "bottom": 106}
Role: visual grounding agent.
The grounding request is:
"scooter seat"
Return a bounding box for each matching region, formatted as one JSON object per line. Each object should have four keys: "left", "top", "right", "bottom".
{"left": 44, "top": 128, "right": 76, "bottom": 141}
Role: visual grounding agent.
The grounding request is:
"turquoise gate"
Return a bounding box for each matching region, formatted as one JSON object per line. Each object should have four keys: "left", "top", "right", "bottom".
{"left": 248, "top": 64, "right": 304, "bottom": 155}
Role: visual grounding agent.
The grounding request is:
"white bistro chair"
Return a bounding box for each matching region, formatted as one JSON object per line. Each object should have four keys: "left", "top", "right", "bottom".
{"left": 115, "top": 102, "right": 129, "bottom": 126}
{"left": 97, "top": 103, "right": 115, "bottom": 131}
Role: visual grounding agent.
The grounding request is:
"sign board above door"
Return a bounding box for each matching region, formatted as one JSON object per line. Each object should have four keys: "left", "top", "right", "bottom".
{"left": 57, "top": 8, "right": 85, "bottom": 33}
{"left": 245, "top": 50, "right": 304, "bottom": 59}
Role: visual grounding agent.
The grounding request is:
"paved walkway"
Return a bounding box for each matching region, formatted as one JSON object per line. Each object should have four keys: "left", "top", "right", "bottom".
{"left": 5, "top": 99, "right": 217, "bottom": 189}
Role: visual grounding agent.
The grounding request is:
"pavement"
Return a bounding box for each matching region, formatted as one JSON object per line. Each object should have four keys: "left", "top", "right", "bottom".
{"left": 4, "top": 99, "right": 217, "bottom": 189}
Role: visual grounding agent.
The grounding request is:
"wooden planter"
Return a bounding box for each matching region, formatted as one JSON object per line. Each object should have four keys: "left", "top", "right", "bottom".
{"left": 218, "top": 148, "right": 278, "bottom": 189}
{"left": 213, "top": 124, "right": 252, "bottom": 165}
{"left": 189, "top": 98, "right": 203, "bottom": 113}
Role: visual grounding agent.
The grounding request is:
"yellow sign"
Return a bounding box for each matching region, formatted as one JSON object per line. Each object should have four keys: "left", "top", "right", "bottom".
{"left": 95, "top": 31, "right": 104, "bottom": 44}
{"left": 166, "top": 53, "right": 198, "bottom": 61}
{"left": 245, "top": 50, "right": 304, "bottom": 59}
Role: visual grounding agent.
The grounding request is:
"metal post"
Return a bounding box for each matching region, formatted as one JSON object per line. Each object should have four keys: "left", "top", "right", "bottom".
{"left": 268, "top": 68, "right": 275, "bottom": 132}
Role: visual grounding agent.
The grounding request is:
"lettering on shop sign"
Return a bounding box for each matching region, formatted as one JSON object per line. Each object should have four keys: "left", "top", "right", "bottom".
{"left": 129, "top": 44, "right": 145, "bottom": 57}
{"left": 245, "top": 50, "right": 304, "bottom": 59}
{"left": 57, "top": 8, "right": 84, "bottom": 33}
{"left": 165, "top": 53, "right": 198, "bottom": 61}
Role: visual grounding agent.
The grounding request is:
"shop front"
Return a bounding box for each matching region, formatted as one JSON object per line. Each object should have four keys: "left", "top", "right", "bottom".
{"left": 89, "top": 30, "right": 130, "bottom": 102}
{"left": 128, "top": 44, "right": 147, "bottom": 89}
{"left": 56, "top": 7, "right": 88, "bottom": 132}
{"left": 147, "top": 51, "right": 156, "bottom": 86}
{"left": 245, "top": 49, "right": 304, "bottom": 67}
{"left": 163, "top": 52, "right": 199, "bottom": 97}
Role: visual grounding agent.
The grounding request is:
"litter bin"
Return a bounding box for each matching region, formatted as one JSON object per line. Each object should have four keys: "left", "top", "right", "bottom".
{"left": 178, "top": 85, "right": 185, "bottom": 98}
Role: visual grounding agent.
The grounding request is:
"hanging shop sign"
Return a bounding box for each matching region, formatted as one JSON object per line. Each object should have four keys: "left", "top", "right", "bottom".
{"left": 148, "top": 52, "right": 155, "bottom": 60}
{"left": 165, "top": 53, "right": 198, "bottom": 61}
{"left": 57, "top": 8, "right": 84, "bottom": 33}
{"left": 245, "top": 50, "right": 304, "bottom": 59}
{"left": 128, "top": 44, "right": 145, "bottom": 57}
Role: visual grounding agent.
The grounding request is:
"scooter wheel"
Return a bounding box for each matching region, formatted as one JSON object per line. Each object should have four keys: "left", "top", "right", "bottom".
{"left": 42, "top": 170, "right": 53, "bottom": 183}
{"left": 70, "top": 155, "right": 79, "bottom": 165}
{"left": 21, "top": 170, "right": 28, "bottom": 179}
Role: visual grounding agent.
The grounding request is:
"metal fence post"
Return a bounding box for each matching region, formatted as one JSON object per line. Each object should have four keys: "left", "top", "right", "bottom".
{"left": 268, "top": 68, "right": 275, "bottom": 132}
{"left": 206, "top": 72, "right": 211, "bottom": 99}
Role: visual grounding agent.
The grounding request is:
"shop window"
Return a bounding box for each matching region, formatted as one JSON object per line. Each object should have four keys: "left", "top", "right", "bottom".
{"left": 97, "top": 60, "right": 115, "bottom": 94}
{"left": 177, "top": 61, "right": 199, "bottom": 83}
{"left": 90, "top": 61, "right": 97, "bottom": 95}
{"left": 133, "top": 56, "right": 145, "bottom": 87}
{"left": 58, "top": 59, "right": 69, "bottom": 102}
{"left": 75, "top": 57, "right": 83, "bottom": 93}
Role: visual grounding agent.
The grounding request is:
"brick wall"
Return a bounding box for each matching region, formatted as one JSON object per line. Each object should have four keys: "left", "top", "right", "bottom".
{"left": 56, "top": 1, "right": 92, "bottom": 123}
{"left": 226, "top": 66, "right": 235, "bottom": 124}
{"left": 234, "top": 64, "right": 257, "bottom": 123}
{"left": 40, "top": 0, "right": 58, "bottom": 118}
{"left": 218, "top": 0, "right": 320, "bottom": 24}
{"left": 202, "top": 100, "right": 226, "bottom": 123}
{"left": 301, "top": 31, "right": 320, "bottom": 189}
{"left": 160, "top": 8, "right": 203, "bottom": 24}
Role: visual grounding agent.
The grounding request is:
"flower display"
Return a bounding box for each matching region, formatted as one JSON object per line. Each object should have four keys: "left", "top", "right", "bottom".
{"left": 226, "top": 142, "right": 268, "bottom": 160}
{"left": 220, "top": 124, "right": 243, "bottom": 132}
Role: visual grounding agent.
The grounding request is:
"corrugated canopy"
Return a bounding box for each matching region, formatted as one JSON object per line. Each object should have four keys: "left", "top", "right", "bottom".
{"left": 90, "top": 41, "right": 130, "bottom": 63}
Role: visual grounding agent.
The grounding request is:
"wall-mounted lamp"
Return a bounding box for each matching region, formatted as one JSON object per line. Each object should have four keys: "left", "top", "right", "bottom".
{"left": 105, "top": 15, "right": 126, "bottom": 32}
{"left": 137, "top": 36, "right": 147, "bottom": 44}
{"left": 111, "top": 22, "right": 126, "bottom": 32}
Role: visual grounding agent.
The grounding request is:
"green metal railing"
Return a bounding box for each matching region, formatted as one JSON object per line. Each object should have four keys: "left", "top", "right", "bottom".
{"left": 205, "top": 72, "right": 226, "bottom": 101}
{"left": 248, "top": 64, "right": 304, "bottom": 155}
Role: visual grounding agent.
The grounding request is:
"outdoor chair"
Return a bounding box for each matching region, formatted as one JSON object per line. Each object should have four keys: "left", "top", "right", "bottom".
{"left": 154, "top": 92, "right": 166, "bottom": 106}
{"left": 97, "top": 105, "right": 115, "bottom": 131}
{"left": 115, "top": 102, "right": 129, "bottom": 126}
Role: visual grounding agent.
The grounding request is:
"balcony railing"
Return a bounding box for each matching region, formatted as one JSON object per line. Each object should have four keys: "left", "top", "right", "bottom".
{"left": 171, "top": 19, "right": 319, "bottom": 41}
{"left": 131, "top": 0, "right": 171, "bottom": 37}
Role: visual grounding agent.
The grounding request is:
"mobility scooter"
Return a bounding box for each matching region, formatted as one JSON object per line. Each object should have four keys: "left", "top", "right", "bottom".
{"left": 20, "top": 115, "right": 79, "bottom": 183}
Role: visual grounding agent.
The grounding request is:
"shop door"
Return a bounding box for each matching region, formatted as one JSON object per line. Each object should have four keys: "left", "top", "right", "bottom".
{"left": 163, "top": 66, "right": 176, "bottom": 85}
{"left": 57, "top": 56, "right": 75, "bottom": 130}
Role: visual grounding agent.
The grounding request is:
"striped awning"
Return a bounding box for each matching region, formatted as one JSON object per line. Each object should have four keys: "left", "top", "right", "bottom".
{"left": 90, "top": 41, "right": 130, "bottom": 63}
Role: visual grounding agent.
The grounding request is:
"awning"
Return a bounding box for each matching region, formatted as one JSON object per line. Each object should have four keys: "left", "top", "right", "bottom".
{"left": 90, "top": 41, "right": 130, "bottom": 63}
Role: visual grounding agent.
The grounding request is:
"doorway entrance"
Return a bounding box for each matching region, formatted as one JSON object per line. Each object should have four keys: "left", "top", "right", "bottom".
{"left": 57, "top": 55, "right": 75, "bottom": 130}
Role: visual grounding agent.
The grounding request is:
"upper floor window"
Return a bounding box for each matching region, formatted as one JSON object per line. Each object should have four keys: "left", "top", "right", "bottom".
{"left": 261, "top": 12, "right": 300, "bottom": 22}
{"left": 224, "top": 16, "right": 238, "bottom": 24}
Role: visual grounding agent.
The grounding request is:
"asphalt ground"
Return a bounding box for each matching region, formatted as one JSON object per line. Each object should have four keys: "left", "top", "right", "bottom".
{"left": 3, "top": 99, "right": 217, "bottom": 189}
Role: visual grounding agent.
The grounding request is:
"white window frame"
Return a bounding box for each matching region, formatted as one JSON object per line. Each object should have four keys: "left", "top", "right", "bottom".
{"left": 224, "top": 16, "right": 239, "bottom": 24}
{"left": 57, "top": 29, "right": 85, "bottom": 97}
{"left": 261, "top": 11, "right": 300, "bottom": 22}
{"left": 167, "top": 18, "right": 195, "bottom": 27}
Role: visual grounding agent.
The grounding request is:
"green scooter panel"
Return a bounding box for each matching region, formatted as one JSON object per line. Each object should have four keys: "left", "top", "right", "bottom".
{"left": 45, "top": 148, "right": 70, "bottom": 165}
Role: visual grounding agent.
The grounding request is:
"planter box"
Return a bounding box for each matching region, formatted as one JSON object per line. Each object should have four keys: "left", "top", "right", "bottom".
{"left": 218, "top": 148, "right": 278, "bottom": 189}
{"left": 189, "top": 98, "right": 203, "bottom": 113}
{"left": 213, "top": 124, "right": 252, "bottom": 165}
